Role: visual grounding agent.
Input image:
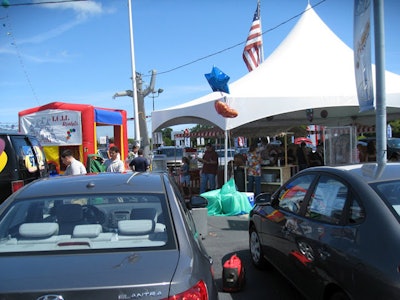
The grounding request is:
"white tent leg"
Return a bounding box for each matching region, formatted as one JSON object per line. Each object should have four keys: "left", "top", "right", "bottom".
{"left": 224, "top": 130, "right": 228, "bottom": 184}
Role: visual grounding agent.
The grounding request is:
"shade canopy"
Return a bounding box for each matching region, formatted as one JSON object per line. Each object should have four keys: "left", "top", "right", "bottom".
{"left": 152, "top": 5, "right": 400, "bottom": 137}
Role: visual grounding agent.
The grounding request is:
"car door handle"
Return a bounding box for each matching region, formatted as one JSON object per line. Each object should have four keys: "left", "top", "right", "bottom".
{"left": 319, "top": 248, "right": 330, "bottom": 260}
{"left": 282, "top": 226, "right": 292, "bottom": 234}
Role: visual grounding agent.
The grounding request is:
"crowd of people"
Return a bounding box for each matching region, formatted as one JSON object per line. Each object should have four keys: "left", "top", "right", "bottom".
{"left": 61, "top": 137, "right": 398, "bottom": 200}
{"left": 61, "top": 143, "right": 150, "bottom": 176}
{"left": 177, "top": 141, "right": 325, "bottom": 199}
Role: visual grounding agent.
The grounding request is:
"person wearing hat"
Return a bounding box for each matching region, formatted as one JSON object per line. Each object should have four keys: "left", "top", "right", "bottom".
{"left": 198, "top": 143, "right": 219, "bottom": 194}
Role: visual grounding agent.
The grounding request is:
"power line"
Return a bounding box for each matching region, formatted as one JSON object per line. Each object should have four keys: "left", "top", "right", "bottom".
{"left": 1, "top": 0, "right": 90, "bottom": 7}
{"left": 3, "top": 14, "right": 41, "bottom": 105}
{"left": 3, "top": 0, "right": 327, "bottom": 80}
{"left": 156, "top": 0, "right": 327, "bottom": 76}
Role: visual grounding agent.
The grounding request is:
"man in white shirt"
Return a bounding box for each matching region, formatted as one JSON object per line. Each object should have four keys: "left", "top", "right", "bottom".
{"left": 104, "top": 146, "right": 125, "bottom": 172}
{"left": 61, "top": 149, "right": 87, "bottom": 175}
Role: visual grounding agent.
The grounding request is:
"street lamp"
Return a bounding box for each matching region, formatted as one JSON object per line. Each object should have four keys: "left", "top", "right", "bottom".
{"left": 113, "top": 90, "right": 133, "bottom": 99}
{"left": 150, "top": 88, "right": 164, "bottom": 111}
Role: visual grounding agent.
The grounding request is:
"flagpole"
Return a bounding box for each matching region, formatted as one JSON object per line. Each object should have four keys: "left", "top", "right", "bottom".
{"left": 128, "top": 0, "right": 140, "bottom": 145}
{"left": 258, "top": 0, "right": 264, "bottom": 62}
{"left": 243, "top": 0, "right": 263, "bottom": 71}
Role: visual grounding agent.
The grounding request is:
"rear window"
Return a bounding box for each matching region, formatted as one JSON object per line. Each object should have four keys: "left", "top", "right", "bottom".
{"left": 156, "top": 148, "right": 183, "bottom": 158}
{"left": 305, "top": 175, "right": 347, "bottom": 224}
{"left": 372, "top": 179, "right": 400, "bottom": 219}
{"left": 0, "top": 193, "right": 174, "bottom": 253}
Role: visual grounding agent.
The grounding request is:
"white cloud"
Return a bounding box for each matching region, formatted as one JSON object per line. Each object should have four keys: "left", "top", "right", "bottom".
{"left": 19, "top": 19, "right": 82, "bottom": 44}
{"left": 39, "top": 0, "right": 104, "bottom": 19}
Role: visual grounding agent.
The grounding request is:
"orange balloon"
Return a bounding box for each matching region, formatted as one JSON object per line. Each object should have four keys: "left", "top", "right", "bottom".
{"left": 214, "top": 100, "right": 238, "bottom": 118}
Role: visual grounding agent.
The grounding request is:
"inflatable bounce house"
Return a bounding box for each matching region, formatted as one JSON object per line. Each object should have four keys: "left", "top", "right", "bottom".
{"left": 19, "top": 102, "right": 128, "bottom": 174}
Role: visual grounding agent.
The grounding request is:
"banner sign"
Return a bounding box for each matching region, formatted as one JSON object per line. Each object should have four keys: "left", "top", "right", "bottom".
{"left": 354, "top": 0, "right": 374, "bottom": 112}
{"left": 20, "top": 109, "right": 83, "bottom": 146}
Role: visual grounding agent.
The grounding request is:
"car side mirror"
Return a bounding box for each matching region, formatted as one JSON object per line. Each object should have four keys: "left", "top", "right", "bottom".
{"left": 255, "top": 192, "right": 272, "bottom": 205}
{"left": 188, "top": 196, "right": 208, "bottom": 209}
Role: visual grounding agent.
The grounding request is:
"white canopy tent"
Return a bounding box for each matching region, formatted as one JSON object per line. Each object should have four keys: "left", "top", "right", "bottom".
{"left": 152, "top": 5, "right": 400, "bottom": 137}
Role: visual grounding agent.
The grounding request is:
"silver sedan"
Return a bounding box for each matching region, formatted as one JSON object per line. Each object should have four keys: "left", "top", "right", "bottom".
{"left": 0, "top": 172, "right": 218, "bottom": 299}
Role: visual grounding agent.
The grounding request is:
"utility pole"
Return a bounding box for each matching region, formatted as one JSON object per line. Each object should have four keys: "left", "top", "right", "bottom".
{"left": 113, "top": 70, "right": 157, "bottom": 160}
{"left": 136, "top": 70, "right": 156, "bottom": 159}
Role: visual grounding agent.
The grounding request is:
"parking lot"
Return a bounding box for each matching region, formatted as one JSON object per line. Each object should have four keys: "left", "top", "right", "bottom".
{"left": 203, "top": 215, "right": 305, "bottom": 300}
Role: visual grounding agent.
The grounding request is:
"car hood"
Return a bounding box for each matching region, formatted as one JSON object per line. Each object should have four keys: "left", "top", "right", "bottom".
{"left": 0, "top": 249, "right": 179, "bottom": 298}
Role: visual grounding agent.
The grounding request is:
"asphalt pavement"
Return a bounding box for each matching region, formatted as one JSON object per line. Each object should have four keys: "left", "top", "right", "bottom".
{"left": 202, "top": 214, "right": 305, "bottom": 300}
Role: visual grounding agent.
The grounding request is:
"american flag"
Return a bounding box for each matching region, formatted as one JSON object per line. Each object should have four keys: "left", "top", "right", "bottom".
{"left": 243, "top": 1, "right": 263, "bottom": 72}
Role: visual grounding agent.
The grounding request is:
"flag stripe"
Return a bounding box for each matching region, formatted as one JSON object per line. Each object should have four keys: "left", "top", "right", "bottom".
{"left": 243, "top": 2, "right": 263, "bottom": 72}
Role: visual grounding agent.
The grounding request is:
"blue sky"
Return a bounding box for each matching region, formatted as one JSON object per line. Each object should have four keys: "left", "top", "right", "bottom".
{"left": 1, "top": 0, "right": 399, "bottom": 139}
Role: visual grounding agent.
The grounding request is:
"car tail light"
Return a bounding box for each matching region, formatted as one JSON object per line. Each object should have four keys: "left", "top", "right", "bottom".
{"left": 162, "top": 280, "right": 208, "bottom": 300}
{"left": 11, "top": 180, "right": 24, "bottom": 193}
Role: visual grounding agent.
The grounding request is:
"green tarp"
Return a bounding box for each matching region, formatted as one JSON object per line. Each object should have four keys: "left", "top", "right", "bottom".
{"left": 201, "top": 178, "right": 253, "bottom": 216}
{"left": 86, "top": 154, "right": 106, "bottom": 173}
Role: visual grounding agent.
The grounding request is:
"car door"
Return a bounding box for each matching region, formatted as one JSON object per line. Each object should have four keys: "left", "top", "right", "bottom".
{"left": 283, "top": 174, "right": 352, "bottom": 298}
{"left": 260, "top": 174, "right": 316, "bottom": 277}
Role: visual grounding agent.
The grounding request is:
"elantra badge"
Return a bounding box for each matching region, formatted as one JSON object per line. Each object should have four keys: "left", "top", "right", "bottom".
{"left": 37, "top": 295, "right": 64, "bottom": 300}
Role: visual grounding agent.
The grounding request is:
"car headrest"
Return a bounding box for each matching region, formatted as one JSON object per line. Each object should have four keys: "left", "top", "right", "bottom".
{"left": 19, "top": 223, "right": 59, "bottom": 238}
{"left": 73, "top": 224, "right": 102, "bottom": 238}
{"left": 118, "top": 220, "right": 155, "bottom": 235}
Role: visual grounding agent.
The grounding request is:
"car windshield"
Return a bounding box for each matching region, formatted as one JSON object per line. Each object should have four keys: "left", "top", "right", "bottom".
{"left": 371, "top": 179, "right": 400, "bottom": 219}
{"left": 388, "top": 138, "right": 400, "bottom": 148}
{"left": 0, "top": 193, "right": 173, "bottom": 253}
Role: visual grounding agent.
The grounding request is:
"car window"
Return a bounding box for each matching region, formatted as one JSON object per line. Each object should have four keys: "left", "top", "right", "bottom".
{"left": 0, "top": 193, "right": 174, "bottom": 253}
{"left": 372, "top": 179, "right": 400, "bottom": 219}
{"left": 216, "top": 150, "right": 235, "bottom": 157}
{"left": 11, "top": 136, "right": 47, "bottom": 173}
{"left": 388, "top": 138, "right": 400, "bottom": 148}
{"left": 305, "top": 175, "right": 347, "bottom": 224}
{"left": 168, "top": 176, "right": 199, "bottom": 237}
{"left": 276, "top": 174, "right": 315, "bottom": 214}
{"left": 348, "top": 195, "right": 365, "bottom": 224}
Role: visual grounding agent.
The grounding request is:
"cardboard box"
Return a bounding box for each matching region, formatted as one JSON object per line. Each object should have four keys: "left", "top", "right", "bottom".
{"left": 245, "top": 192, "right": 254, "bottom": 206}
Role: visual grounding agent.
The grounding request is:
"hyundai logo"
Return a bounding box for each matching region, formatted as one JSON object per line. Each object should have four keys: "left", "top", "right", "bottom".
{"left": 37, "top": 295, "right": 64, "bottom": 300}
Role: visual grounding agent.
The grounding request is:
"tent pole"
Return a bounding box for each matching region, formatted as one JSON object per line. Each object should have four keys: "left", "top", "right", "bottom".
{"left": 224, "top": 130, "right": 228, "bottom": 184}
{"left": 373, "top": 0, "right": 387, "bottom": 175}
{"left": 284, "top": 133, "right": 288, "bottom": 165}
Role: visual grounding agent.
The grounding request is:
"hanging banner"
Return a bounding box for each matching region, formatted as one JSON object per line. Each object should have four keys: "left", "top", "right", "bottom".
{"left": 354, "top": 0, "right": 374, "bottom": 112}
{"left": 20, "top": 109, "right": 83, "bottom": 146}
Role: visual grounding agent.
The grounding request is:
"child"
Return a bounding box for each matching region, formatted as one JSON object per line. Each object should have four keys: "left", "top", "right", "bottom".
{"left": 180, "top": 156, "right": 191, "bottom": 197}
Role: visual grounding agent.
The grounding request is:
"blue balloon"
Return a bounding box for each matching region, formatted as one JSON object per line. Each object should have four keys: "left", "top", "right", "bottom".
{"left": 1, "top": 0, "right": 10, "bottom": 7}
{"left": 205, "top": 66, "right": 230, "bottom": 94}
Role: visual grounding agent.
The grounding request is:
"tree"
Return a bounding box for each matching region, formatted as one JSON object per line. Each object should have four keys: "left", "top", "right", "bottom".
{"left": 161, "top": 128, "right": 174, "bottom": 146}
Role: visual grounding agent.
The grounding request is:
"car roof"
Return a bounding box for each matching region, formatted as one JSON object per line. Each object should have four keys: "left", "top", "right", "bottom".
{"left": 13, "top": 172, "right": 168, "bottom": 199}
{"left": 307, "top": 163, "right": 400, "bottom": 182}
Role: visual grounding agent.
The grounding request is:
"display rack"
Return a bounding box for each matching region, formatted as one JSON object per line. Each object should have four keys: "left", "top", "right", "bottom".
{"left": 244, "top": 165, "right": 295, "bottom": 193}
{"left": 260, "top": 166, "right": 292, "bottom": 187}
